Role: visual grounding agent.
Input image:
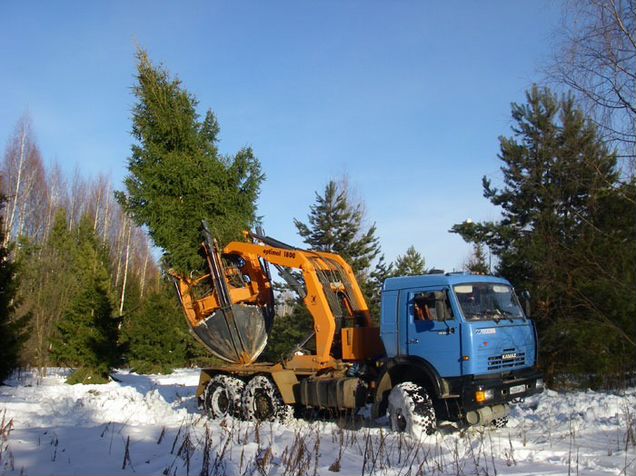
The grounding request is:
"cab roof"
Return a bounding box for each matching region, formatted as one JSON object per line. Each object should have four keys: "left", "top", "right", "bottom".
{"left": 383, "top": 273, "right": 511, "bottom": 292}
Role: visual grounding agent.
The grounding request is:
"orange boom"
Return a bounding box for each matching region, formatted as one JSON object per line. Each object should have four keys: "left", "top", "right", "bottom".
{"left": 172, "top": 223, "right": 383, "bottom": 372}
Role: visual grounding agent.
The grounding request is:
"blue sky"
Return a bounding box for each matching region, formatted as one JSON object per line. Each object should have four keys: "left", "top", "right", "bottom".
{"left": 0, "top": 1, "right": 560, "bottom": 271}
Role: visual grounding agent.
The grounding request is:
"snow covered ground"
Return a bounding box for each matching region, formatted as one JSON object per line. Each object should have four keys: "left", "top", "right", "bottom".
{"left": 1, "top": 369, "right": 634, "bottom": 476}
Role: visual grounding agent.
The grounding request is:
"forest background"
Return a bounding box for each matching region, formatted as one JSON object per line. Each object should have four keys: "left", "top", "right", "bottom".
{"left": 0, "top": 0, "right": 634, "bottom": 388}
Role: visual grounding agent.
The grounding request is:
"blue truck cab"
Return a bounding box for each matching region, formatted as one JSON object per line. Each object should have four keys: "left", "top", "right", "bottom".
{"left": 374, "top": 273, "right": 544, "bottom": 427}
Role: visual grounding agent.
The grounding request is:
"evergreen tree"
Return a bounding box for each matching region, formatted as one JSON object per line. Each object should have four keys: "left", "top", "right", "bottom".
{"left": 0, "top": 187, "right": 23, "bottom": 383}
{"left": 120, "top": 283, "right": 190, "bottom": 373}
{"left": 116, "top": 49, "right": 264, "bottom": 274}
{"left": 294, "top": 179, "right": 381, "bottom": 279}
{"left": 288, "top": 179, "right": 381, "bottom": 345}
{"left": 367, "top": 254, "right": 394, "bottom": 322}
{"left": 16, "top": 210, "right": 79, "bottom": 372}
{"left": 260, "top": 301, "right": 314, "bottom": 363}
{"left": 464, "top": 243, "right": 489, "bottom": 275}
{"left": 451, "top": 86, "right": 635, "bottom": 387}
{"left": 393, "top": 245, "right": 426, "bottom": 276}
{"left": 52, "top": 216, "right": 120, "bottom": 383}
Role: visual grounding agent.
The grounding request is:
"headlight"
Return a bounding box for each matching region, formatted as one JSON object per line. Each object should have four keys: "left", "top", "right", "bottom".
{"left": 536, "top": 378, "right": 544, "bottom": 389}
{"left": 475, "top": 389, "right": 494, "bottom": 403}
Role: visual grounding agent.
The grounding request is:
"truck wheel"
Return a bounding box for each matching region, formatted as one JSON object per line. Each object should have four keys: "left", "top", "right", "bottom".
{"left": 388, "top": 382, "right": 436, "bottom": 436}
{"left": 203, "top": 375, "right": 244, "bottom": 419}
{"left": 242, "top": 375, "right": 292, "bottom": 422}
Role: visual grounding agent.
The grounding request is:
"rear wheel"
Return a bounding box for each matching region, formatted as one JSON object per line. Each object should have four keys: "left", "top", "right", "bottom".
{"left": 388, "top": 382, "right": 437, "bottom": 436}
{"left": 203, "top": 375, "right": 244, "bottom": 419}
{"left": 241, "top": 375, "right": 293, "bottom": 422}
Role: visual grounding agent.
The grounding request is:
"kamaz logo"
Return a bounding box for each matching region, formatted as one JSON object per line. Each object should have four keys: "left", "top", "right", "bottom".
{"left": 502, "top": 353, "right": 517, "bottom": 360}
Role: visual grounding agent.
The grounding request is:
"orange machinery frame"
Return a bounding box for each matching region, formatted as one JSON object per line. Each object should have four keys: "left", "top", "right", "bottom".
{"left": 174, "top": 234, "right": 383, "bottom": 372}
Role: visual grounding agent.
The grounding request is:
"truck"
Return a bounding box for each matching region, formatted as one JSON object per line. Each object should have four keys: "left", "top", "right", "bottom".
{"left": 172, "top": 225, "right": 543, "bottom": 434}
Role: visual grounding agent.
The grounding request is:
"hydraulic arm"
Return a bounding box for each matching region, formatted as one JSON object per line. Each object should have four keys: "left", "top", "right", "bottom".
{"left": 173, "top": 226, "right": 382, "bottom": 371}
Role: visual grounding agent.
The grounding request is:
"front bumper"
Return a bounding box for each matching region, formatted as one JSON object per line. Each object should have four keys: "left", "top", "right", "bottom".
{"left": 460, "top": 368, "right": 544, "bottom": 412}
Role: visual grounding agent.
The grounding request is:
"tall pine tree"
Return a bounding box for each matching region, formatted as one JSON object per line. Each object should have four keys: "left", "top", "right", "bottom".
{"left": 116, "top": 49, "right": 264, "bottom": 273}
{"left": 294, "top": 179, "right": 381, "bottom": 280}
{"left": 263, "top": 180, "right": 382, "bottom": 359}
{"left": 451, "top": 86, "right": 635, "bottom": 387}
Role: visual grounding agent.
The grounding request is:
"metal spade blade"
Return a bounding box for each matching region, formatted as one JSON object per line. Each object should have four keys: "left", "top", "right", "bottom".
{"left": 191, "top": 303, "right": 271, "bottom": 364}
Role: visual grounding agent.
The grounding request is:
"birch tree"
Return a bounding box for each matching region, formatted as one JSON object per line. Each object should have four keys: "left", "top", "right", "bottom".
{"left": 17, "top": 149, "right": 47, "bottom": 241}
{"left": 2, "top": 116, "right": 40, "bottom": 245}
{"left": 548, "top": 0, "right": 636, "bottom": 168}
{"left": 43, "top": 163, "right": 68, "bottom": 242}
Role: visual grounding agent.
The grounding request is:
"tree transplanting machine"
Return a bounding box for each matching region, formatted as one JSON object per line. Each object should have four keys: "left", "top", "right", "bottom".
{"left": 172, "top": 224, "right": 543, "bottom": 434}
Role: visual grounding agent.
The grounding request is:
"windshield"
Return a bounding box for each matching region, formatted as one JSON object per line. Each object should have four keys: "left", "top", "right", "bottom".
{"left": 453, "top": 282, "right": 525, "bottom": 322}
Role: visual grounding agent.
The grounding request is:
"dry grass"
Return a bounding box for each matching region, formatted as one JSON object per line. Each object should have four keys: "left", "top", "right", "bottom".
{"left": 1, "top": 408, "right": 15, "bottom": 472}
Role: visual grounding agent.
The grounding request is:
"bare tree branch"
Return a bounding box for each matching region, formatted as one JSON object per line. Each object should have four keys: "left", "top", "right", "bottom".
{"left": 546, "top": 0, "right": 636, "bottom": 171}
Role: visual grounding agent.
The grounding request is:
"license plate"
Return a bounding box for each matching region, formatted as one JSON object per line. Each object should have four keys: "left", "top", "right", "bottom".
{"left": 509, "top": 384, "right": 526, "bottom": 395}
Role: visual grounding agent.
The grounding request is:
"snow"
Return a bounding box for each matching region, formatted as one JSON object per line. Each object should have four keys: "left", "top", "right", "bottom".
{"left": 1, "top": 369, "right": 634, "bottom": 475}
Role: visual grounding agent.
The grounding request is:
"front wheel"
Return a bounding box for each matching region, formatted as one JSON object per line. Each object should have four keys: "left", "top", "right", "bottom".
{"left": 388, "top": 382, "right": 437, "bottom": 436}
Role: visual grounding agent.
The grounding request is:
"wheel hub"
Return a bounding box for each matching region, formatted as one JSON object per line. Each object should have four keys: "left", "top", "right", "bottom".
{"left": 216, "top": 391, "right": 229, "bottom": 413}
{"left": 395, "top": 410, "right": 407, "bottom": 432}
{"left": 254, "top": 390, "right": 274, "bottom": 420}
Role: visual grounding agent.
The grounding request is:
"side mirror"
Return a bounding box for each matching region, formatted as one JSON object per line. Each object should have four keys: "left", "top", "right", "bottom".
{"left": 521, "top": 290, "right": 531, "bottom": 318}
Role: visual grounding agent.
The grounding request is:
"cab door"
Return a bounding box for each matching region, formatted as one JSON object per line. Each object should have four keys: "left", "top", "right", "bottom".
{"left": 398, "top": 287, "right": 462, "bottom": 378}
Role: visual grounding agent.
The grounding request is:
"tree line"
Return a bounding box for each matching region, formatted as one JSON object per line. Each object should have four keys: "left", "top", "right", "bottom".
{"left": 0, "top": 50, "right": 430, "bottom": 384}
{"left": 1, "top": 1, "right": 634, "bottom": 388}
{"left": 0, "top": 115, "right": 210, "bottom": 382}
{"left": 463, "top": 0, "right": 636, "bottom": 387}
{"left": 452, "top": 86, "right": 635, "bottom": 387}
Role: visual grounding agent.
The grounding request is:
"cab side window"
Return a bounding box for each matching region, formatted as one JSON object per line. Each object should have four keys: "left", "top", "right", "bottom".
{"left": 413, "top": 290, "right": 453, "bottom": 321}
